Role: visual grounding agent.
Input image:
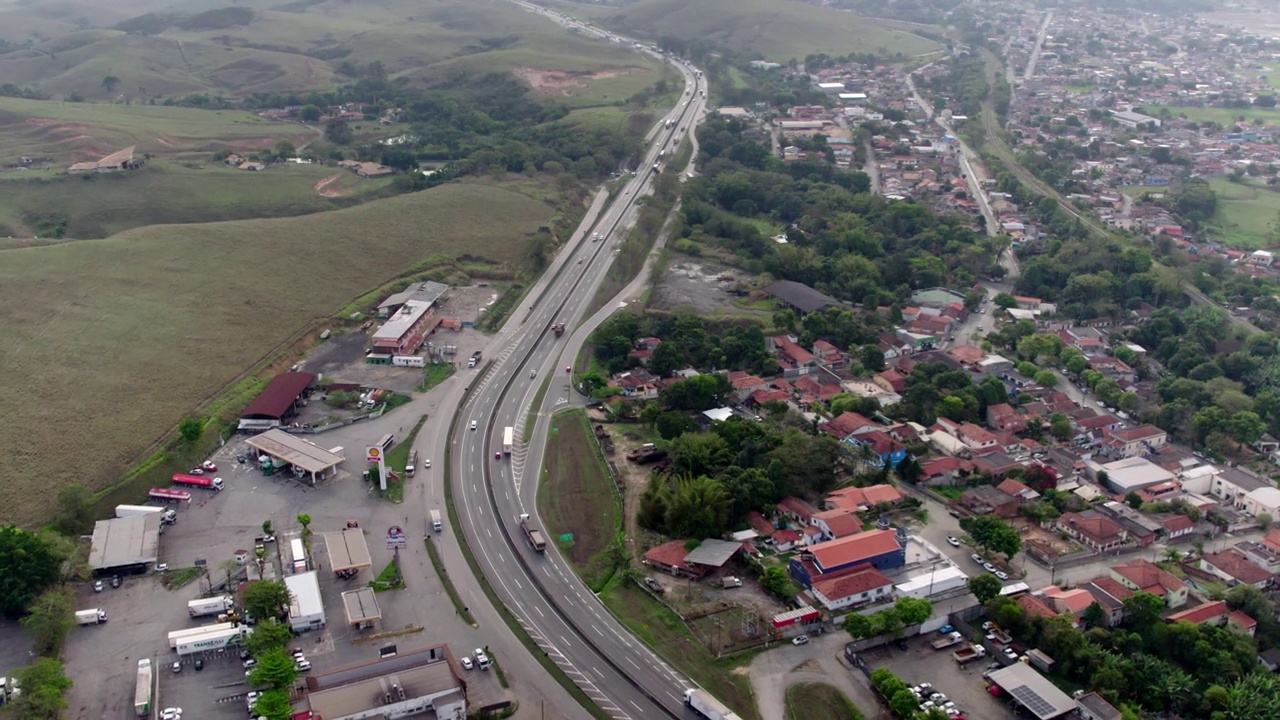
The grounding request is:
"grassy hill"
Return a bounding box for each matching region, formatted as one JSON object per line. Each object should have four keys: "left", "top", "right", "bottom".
{"left": 557, "top": 0, "right": 943, "bottom": 61}
{"left": 0, "top": 179, "right": 553, "bottom": 527}
{"left": 0, "top": 0, "right": 664, "bottom": 103}
{"left": 0, "top": 160, "right": 396, "bottom": 238}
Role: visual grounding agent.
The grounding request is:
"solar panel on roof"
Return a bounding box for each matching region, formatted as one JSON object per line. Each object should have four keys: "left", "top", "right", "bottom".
{"left": 1008, "top": 685, "right": 1058, "bottom": 719}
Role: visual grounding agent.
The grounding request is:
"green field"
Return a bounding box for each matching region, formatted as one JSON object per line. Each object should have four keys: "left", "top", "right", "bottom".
{"left": 0, "top": 160, "right": 394, "bottom": 238}
{"left": 0, "top": 180, "right": 553, "bottom": 527}
{"left": 561, "top": 0, "right": 942, "bottom": 61}
{"left": 538, "top": 409, "right": 620, "bottom": 591}
{"left": 0, "top": 95, "right": 320, "bottom": 167}
{"left": 1143, "top": 105, "right": 1280, "bottom": 126}
{"left": 785, "top": 682, "right": 864, "bottom": 720}
{"left": 1206, "top": 176, "right": 1280, "bottom": 249}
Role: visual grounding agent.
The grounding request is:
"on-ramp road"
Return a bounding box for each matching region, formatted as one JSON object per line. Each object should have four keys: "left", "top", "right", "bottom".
{"left": 448, "top": 11, "right": 714, "bottom": 718}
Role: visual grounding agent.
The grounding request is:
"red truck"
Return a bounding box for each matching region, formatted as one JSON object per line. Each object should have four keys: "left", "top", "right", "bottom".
{"left": 148, "top": 488, "right": 192, "bottom": 503}
{"left": 171, "top": 474, "right": 224, "bottom": 492}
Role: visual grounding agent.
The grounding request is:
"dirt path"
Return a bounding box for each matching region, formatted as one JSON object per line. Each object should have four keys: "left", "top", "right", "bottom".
{"left": 313, "top": 174, "right": 344, "bottom": 197}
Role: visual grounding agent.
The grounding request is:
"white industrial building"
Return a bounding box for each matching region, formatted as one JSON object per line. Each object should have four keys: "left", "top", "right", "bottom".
{"left": 1088, "top": 457, "right": 1174, "bottom": 494}
{"left": 894, "top": 566, "right": 969, "bottom": 599}
{"left": 1240, "top": 487, "right": 1280, "bottom": 518}
{"left": 285, "top": 570, "right": 326, "bottom": 632}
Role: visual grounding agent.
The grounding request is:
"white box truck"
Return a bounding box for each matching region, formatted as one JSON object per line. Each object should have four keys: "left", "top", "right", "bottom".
{"left": 134, "top": 660, "right": 151, "bottom": 716}
{"left": 76, "top": 608, "right": 107, "bottom": 625}
{"left": 116, "top": 505, "right": 177, "bottom": 524}
{"left": 684, "top": 688, "right": 742, "bottom": 720}
{"left": 503, "top": 427, "right": 514, "bottom": 455}
{"left": 188, "top": 596, "right": 234, "bottom": 618}
{"left": 430, "top": 509, "right": 443, "bottom": 533}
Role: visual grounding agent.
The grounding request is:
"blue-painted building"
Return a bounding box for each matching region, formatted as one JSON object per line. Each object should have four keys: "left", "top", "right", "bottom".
{"left": 788, "top": 528, "right": 907, "bottom": 588}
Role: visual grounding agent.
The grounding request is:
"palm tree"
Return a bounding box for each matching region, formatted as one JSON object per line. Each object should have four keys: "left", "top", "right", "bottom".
{"left": 296, "top": 514, "right": 311, "bottom": 535}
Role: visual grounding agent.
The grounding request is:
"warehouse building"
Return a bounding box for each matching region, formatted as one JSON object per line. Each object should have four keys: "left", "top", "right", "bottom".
{"left": 238, "top": 372, "right": 316, "bottom": 432}
{"left": 370, "top": 300, "right": 440, "bottom": 358}
{"left": 89, "top": 514, "right": 163, "bottom": 576}
{"left": 245, "top": 429, "right": 344, "bottom": 485}
{"left": 285, "top": 571, "right": 326, "bottom": 632}
{"left": 377, "top": 281, "right": 449, "bottom": 318}
{"left": 305, "top": 643, "right": 467, "bottom": 720}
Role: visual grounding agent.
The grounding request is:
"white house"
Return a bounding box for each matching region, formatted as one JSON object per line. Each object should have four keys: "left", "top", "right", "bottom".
{"left": 1240, "top": 487, "right": 1280, "bottom": 519}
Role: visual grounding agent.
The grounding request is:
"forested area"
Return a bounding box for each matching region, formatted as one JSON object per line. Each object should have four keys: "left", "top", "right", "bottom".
{"left": 679, "top": 115, "right": 1001, "bottom": 305}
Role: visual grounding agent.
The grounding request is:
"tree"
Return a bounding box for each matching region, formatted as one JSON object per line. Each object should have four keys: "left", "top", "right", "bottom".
{"left": 1125, "top": 492, "right": 1143, "bottom": 510}
{"left": 889, "top": 688, "right": 920, "bottom": 718}
{"left": 759, "top": 566, "right": 793, "bottom": 598}
{"left": 655, "top": 411, "right": 698, "bottom": 440}
{"left": 968, "top": 573, "right": 1002, "bottom": 604}
{"left": 9, "top": 657, "right": 72, "bottom": 720}
{"left": 1259, "top": 512, "right": 1274, "bottom": 531}
{"left": 1122, "top": 591, "right": 1164, "bottom": 630}
{"left": 273, "top": 140, "right": 296, "bottom": 160}
{"left": 0, "top": 526, "right": 62, "bottom": 618}
{"left": 20, "top": 586, "right": 74, "bottom": 656}
{"left": 247, "top": 647, "right": 299, "bottom": 689}
{"left": 296, "top": 514, "right": 312, "bottom": 533}
{"left": 843, "top": 612, "right": 874, "bottom": 638}
{"left": 250, "top": 688, "right": 294, "bottom": 720}
{"left": 101, "top": 75, "right": 119, "bottom": 94}
{"left": 1230, "top": 410, "right": 1266, "bottom": 445}
{"left": 993, "top": 293, "right": 1018, "bottom": 309}
{"left": 299, "top": 105, "right": 321, "bottom": 122}
{"left": 1049, "top": 413, "right": 1072, "bottom": 441}
{"left": 324, "top": 118, "right": 353, "bottom": 145}
{"left": 648, "top": 341, "right": 684, "bottom": 378}
{"left": 243, "top": 618, "right": 292, "bottom": 658}
{"left": 1082, "top": 601, "right": 1105, "bottom": 628}
{"left": 861, "top": 345, "right": 886, "bottom": 372}
{"left": 243, "top": 580, "right": 292, "bottom": 622}
{"left": 52, "top": 484, "right": 93, "bottom": 536}
{"left": 178, "top": 416, "right": 204, "bottom": 445}
{"left": 894, "top": 596, "right": 932, "bottom": 626}
{"left": 262, "top": 520, "right": 274, "bottom": 537}
{"left": 1034, "top": 370, "right": 1058, "bottom": 387}
{"left": 662, "top": 476, "right": 731, "bottom": 538}
{"left": 959, "top": 515, "right": 1022, "bottom": 557}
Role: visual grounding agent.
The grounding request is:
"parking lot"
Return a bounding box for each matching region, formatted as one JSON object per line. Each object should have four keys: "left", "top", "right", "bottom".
{"left": 865, "top": 634, "right": 1018, "bottom": 720}
{"left": 62, "top": 420, "right": 509, "bottom": 718}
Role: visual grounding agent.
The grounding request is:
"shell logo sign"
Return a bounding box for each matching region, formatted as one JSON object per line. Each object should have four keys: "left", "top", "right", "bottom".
{"left": 366, "top": 446, "right": 383, "bottom": 463}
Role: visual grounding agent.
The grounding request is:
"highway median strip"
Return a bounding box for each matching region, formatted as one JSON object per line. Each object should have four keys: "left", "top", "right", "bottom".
{"left": 422, "top": 538, "right": 475, "bottom": 627}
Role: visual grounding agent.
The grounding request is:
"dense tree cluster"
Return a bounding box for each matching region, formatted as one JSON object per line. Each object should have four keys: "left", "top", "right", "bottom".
{"left": 679, "top": 115, "right": 1000, "bottom": 304}
{"left": 590, "top": 310, "right": 775, "bottom": 377}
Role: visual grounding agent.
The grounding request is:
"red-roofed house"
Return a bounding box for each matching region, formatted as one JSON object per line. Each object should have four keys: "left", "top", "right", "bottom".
{"left": 643, "top": 540, "right": 698, "bottom": 577}
{"left": 809, "top": 563, "right": 895, "bottom": 611}
{"left": 770, "top": 528, "right": 802, "bottom": 552}
{"left": 747, "top": 511, "right": 775, "bottom": 538}
{"left": 789, "top": 529, "right": 906, "bottom": 587}
{"left": 748, "top": 388, "right": 792, "bottom": 407}
{"left": 812, "top": 340, "right": 845, "bottom": 369}
{"left": 770, "top": 335, "right": 817, "bottom": 370}
{"left": 874, "top": 370, "right": 907, "bottom": 393}
{"left": 1158, "top": 514, "right": 1195, "bottom": 540}
{"left": 1167, "top": 600, "right": 1229, "bottom": 627}
{"left": 1264, "top": 529, "right": 1280, "bottom": 554}
{"left": 1201, "top": 550, "right": 1276, "bottom": 589}
{"left": 1110, "top": 560, "right": 1188, "bottom": 608}
{"left": 1104, "top": 425, "right": 1168, "bottom": 459}
{"left": 825, "top": 484, "right": 905, "bottom": 513}
{"left": 1082, "top": 577, "right": 1133, "bottom": 626}
{"left": 947, "top": 344, "right": 987, "bottom": 368}
{"left": 1229, "top": 610, "right": 1258, "bottom": 636}
{"left": 920, "top": 456, "right": 972, "bottom": 484}
{"left": 987, "top": 403, "right": 1026, "bottom": 432}
{"left": 996, "top": 478, "right": 1038, "bottom": 501}
{"left": 1042, "top": 586, "right": 1095, "bottom": 622}
{"left": 811, "top": 510, "right": 863, "bottom": 541}
{"left": 777, "top": 496, "right": 818, "bottom": 525}
{"left": 1017, "top": 594, "right": 1060, "bottom": 620}
{"left": 729, "top": 371, "right": 769, "bottom": 400}
{"left": 956, "top": 423, "right": 1000, "bottom": 454}
{"left": 1056, "top": 511, "right": 1128, "bottom": 553}
{"left": 821, "top": 412, "right": 883, "bottom": 440}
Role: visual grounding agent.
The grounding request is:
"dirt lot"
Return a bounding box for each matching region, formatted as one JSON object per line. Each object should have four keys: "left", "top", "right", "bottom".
{"left": 1010, "top": 517, "right": 1077, "bottom": 556}
{"left": 866, "top": 635, "right": 1017, "bottom": 720}
{"left": 649, "top": 257, "right": 747, "bottom": 314}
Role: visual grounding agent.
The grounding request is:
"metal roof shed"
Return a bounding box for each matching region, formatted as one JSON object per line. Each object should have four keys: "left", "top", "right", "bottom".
{"left": 988, "top": 663, "right": 1077, "bottom": 720}
{"left": 89, "top": 514, "right": 161, "bottom": 572}
{"left": 285, "top": 571, "right": 326, "bottom": 632}
{"left": 341, "top": 588, "right": 381, "bottom": 628}
{"left": 246, "top": 429, "right": 344, "bottom": 484}
{"left": 683, "top": 539, "right": 743, "bottom": 568}
{"left": 322, "top": 531, "right": 372, "bottom": 573}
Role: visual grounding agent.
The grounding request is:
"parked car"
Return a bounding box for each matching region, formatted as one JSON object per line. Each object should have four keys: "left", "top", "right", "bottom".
{"left": 939, "top": 625, "right": 954, "bottom": 634}
{"left": 243, "top": 659, "right": 258, "bottom": 669}
{"left": 970, "top": 553, "right": 983, "bottom": 564}
{"left": 460, "top": 656, "right": 474, "bottom": 671}
{"left": 193, "top": 659, "right": 203, "bottom": 671}
{"left": 946, "top": 536, "right": 960, "bottom": 547}
{"left": 295, "top": 660, "right": 312, "bottom": 672}
{"left": 983, "top": 562, "right": 998, "bottom": 573}
{"left": 995, "top": 571, "right": 1010, "bottom": 581}
{"left": 1003, "top": 647, "right": 1018, "bottom": 661}
{"left": 171, "top": 662, "right": 181, "bottom": 674}
{"left": 201, "top": 461, "right": 218, "bottom": 472}
{"left": 791, "top": 635, "right": 809, "bottom": 646}
{"left": 160, "top": 709, "right": 183, "bottom": 720}
{"left": 93, "top": 580, "right": 104, "bottom": 592}
{"left": 110, "top": 575, "right": 121, "bottom": 588}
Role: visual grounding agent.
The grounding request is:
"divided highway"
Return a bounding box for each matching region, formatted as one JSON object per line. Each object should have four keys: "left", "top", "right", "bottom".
{"left": 448, "top": 11, "right": 710, "bottom": 718}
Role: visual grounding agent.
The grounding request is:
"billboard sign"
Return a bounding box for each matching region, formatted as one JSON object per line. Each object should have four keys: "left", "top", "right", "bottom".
{"left": 386, "top": 525, "right": 407, "bottom": 550}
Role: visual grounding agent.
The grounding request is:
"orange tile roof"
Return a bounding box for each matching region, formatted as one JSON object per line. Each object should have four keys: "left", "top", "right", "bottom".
{"left": 809, "top": 529, "right": 902, "bottom": 571}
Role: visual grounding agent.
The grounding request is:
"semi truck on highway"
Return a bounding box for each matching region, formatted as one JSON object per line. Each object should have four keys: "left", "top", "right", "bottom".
{"left": 518, "top": 513, "right": 546, "bottom": 552}
{"left": 75, "top": 609, "right": 107, "bottom": 625}
{"left": 134, "top": 659, "right": 152, "bottom": 716}
{"left": 171, "top": 474, "right": 223, "bottom": 491}
{"left": 684, "top": 688, "right": 742, "bottom": 720}
{"left": 503, "top": 427, "right": 514, "bottom": 456}
{"left": 188, "top": 596, "right": 234, "bottom": 618}
{"left": 116, "top": 505, "right": 176, "bottom": 524}
{"left": 148, "top": 488, "right": 191, "bottom": 503}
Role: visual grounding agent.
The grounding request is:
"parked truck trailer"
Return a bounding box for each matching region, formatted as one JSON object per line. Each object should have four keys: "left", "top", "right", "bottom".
{"left": 75, "top": 608, "right": 107, "bottom": 626}
{"left": 684, "top": 688, "right": 742, "bottom": 720}
{"left": 188, "top": 596, "right": 234, "bottom": 618}
{"left": 115, "top": 505, "right": 176, "bottom": 524}
{"left": 134, "top": 660, "right": 152, "bottom": 717}
{"left": 171, "top": 474, "right": 223, "bottom": 491}
{"left": 148, "top": 488, "right": 191, "bottom": 504}
{"left": 168, "top": 622, "right": 234, "bottom": 649}
{"left": 175, "top": 626, "right": 250, "bottom": 656}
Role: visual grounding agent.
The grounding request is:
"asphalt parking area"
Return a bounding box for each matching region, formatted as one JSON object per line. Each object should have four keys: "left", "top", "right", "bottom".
{"left": 867, "top": 635, "right": 1016, "bottom": 720}
{"left": 158, "top": 648, "right": 251, "bottom": 720}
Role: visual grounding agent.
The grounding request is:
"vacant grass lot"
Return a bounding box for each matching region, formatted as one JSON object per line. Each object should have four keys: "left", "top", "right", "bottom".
{"left": 1206, "top": 176, "right": 1280, "bottom": 249}
{"left": 1143, "top": 105, "right": 1280, "bottom": 126}
{"left": 538, "top": 409, "right": 620, "bottom": 590}
{"left": 0, "top": 181, "right": 552, "bottom": 527}
{"left": 599, "top": 577, "right": 761, "bottom": 720}
{"left": 561, "top": 0, "right": 941, "bottom": 61}
{"left": 785, "top": 682, "right": 864, "bottom": 720}
{"left": 0, "top": 96, "right": 318, "bottom": 167}
{"left": 0, "top": 161, "right": 394, "bottom": 238}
